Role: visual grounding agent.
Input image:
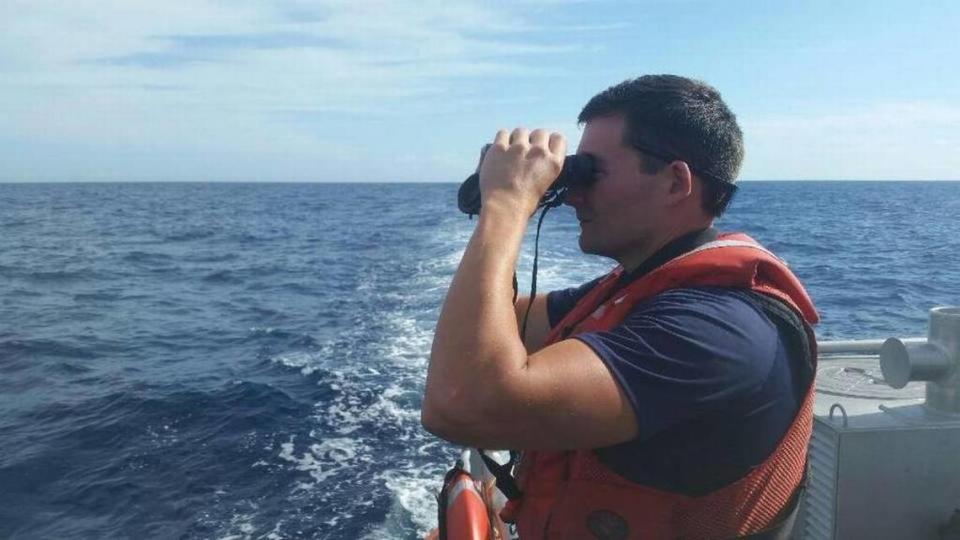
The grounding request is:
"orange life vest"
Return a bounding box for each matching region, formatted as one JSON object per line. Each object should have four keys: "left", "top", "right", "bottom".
{"left": 499, "top": 233, "right": 819, "bottom": 540}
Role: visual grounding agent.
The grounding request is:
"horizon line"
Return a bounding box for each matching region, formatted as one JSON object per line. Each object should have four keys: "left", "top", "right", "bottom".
{"left": 2, "top": 179, "right": 959, "bottom": 184}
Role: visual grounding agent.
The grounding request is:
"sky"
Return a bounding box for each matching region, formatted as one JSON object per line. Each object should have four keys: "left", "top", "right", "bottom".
{"left": 2, "top": 0, "right": 958, "bottom": 182}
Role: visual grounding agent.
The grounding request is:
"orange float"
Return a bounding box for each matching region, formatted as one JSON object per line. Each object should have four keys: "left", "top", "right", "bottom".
{"left": 426, "top": 463, "right": 511, "bottom": 540}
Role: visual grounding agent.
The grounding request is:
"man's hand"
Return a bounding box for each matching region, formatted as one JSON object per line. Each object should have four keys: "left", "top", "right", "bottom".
{"left": 478, "top": 128, "right": 566, "bottom": 216}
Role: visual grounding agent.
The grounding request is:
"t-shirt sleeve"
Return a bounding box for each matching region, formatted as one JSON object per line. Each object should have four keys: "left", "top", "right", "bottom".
{"left": 546, "top": 276, "right": 603, "bottom": 328}
{"left": 573, "top": 287, "right": 781, "bottom": 442}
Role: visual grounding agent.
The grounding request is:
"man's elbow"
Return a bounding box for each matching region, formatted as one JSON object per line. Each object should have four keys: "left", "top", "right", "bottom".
{"left": 421, "top": 351, "right": 526, "bottom": 443}
{"left": 420, "top": 404, "right": 447, "bottom": 438}
{"left": 420, "top": 384, "right": 501, "bottom": 446}
{"left": 421, "top": 397, "right": 471, "bottom": 444}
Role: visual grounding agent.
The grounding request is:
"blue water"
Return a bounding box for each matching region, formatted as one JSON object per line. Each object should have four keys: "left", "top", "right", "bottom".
{"left": 1, "top": 181, "right": 958, "bottom": 539}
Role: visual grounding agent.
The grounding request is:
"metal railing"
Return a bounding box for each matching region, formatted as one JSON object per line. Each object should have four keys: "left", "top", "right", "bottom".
{"left": 817, "top": 337, "right": 926, "bottom": 356}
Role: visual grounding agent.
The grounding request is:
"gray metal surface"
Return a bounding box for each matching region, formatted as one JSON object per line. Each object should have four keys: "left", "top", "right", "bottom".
{"left": 926, "top": 307, "right": 960, "bottom": 413}
{"left": 818, "top": 337, "right": 925, "bottom": 355}
{"left": 879, "top": 306, "right": 960, "bottom": 413}
{"left": 802, "top": 311, "right": 960, "bottom": 540}
{"left": 802, "top": 425, "right": 839, "bottom": 540}
{"left": 815, "top": 355, "right": 925, "bottom": 402}
{"left": 806, "top": 410, "right": 960, "bottom": 539}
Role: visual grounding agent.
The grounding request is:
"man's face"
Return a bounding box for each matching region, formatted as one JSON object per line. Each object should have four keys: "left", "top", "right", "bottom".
{"left": 567, "top": 114, "right": 665, "bottom": 262}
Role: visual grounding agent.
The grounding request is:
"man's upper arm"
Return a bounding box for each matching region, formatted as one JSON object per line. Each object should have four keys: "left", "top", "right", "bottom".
{"left": 514, "top": 294, "right": 551, "bottom": 353}
{"left": 435, "top": 288, "right": 778, "bottom": 452}
{"left": 443, "top": 284, "right": 636, "bottom": 450}
{"left": 441, "top": 337, "right": 639, "bottom": 450}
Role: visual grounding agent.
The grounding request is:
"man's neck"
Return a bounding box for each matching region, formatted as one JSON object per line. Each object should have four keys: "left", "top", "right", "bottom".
{"left": 619, "top": 223, "right": 716, "bottom": 275}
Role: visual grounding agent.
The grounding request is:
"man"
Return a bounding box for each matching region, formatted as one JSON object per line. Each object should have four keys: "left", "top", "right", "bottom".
{"left": 423, "top": 75, "right": 818, "bottom": 539}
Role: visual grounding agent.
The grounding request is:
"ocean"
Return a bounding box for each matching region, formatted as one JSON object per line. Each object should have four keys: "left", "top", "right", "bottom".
{"left": 1, "top": 181, "right": 958, "bottom": 539}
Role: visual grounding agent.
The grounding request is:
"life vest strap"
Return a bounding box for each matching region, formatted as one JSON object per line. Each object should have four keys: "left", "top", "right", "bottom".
{"left": 735, "top": 478, "right": 806, "bottom": 539}
{"left": 478, "top": 449, "right": 522, "bottom": 501}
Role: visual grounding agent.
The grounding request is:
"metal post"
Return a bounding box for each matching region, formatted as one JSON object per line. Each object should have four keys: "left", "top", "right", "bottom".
{"left": 880, "top": 307, "right": 960, "bottom": 414}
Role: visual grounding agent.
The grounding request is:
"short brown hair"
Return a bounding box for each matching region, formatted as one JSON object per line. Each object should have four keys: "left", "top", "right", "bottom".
{"left": 579, "top": 75, "right": 744, "bottom": 216}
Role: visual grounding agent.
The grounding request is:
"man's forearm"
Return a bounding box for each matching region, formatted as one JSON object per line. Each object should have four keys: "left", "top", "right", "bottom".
{"left": 425, "top": 203, "right": 530, "bottom": 416}
{"left": 423, "top": 126, "right": 565, "bottom": 435}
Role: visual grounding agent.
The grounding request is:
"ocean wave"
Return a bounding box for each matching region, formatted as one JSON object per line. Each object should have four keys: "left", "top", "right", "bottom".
{"left": 4, "top": 287, "right": 43, "bottom": 298}
{"left": 122, "top": 250, "right": 174, "bottom": 264}
{"left": 276, "top": 282, "right": 321, "bottom": 296}
{"left": 0, "top": 338, "right": 99, "bottom": 361}
{"left": 158, "top": 229, "right": 217, "bottom": 242}
{"left": 366, "top": 465, "right": 448, "bottom": 540}
{"left": 2, "top": 380, "right": 315, "bottom": 538}
{"left": 73, "top": 291, "right": 123, "bottom": 302}
{"left": 181, "top": 252, "right": 240, "bottom": 263}
{"left": 26, "top": 269, "right": 89, "bottom": 282}
{"left": 277, "top": 436, "right": 367, "bottom": 485}
{"left": 270, "top": 350, "right": 326, "bottom": 376}
{"left": 45, "top": 361, "right": 94, "bottom": 376}
{"left": 203, "top": 270, "right": 243, "bottom": 284}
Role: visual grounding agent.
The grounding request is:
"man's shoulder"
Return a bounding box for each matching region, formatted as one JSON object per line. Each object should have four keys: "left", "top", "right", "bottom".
{"left": 632, "top": 287, "right": 798, "bottom": 361}
{"left": 634, "top": 286, "right": 775, "bottom": 326}
{"left": 602, "top": 286, "right": 783, "bottom": 383}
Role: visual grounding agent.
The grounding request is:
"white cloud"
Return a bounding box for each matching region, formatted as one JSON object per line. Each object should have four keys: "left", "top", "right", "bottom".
{"left": 4, "top": 2, "right": 954, "bottom": 182}
{"left": 15, "top": 4, "right": 556, "bottom": 73}
{"left": 0, "top": 0, "right": 595, "bottom": 181}
{"left": 0, "top": 1, "right": 570, "bottom": 89}
{"left": 0, "top": 2, "right": 576, "bottom": 121}
{"left": 740, "top": 102, "right": 960, "bottom": 180}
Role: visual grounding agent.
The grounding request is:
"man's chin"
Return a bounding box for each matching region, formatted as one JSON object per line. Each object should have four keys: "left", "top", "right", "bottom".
{"left": 578, "top": 234, "right": 618, "bottom": 261}
{"left": 577, "top": 235, "right": 599, "bottom": 256}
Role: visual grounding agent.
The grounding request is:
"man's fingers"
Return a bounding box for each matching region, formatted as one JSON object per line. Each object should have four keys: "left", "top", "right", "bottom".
{"left": 530, "top": 129, "right": 550, "bottom": 149}
{"left": 509, "top": 127, "right": 529, "bottom": 146}
{"left": 475, "top": 143, "right": 492, "bottom": 173}
{"left": 495, "top": 127, "right": 562, "bottom": 153}
{"left": 493, "top": 129, "right": 510, "bottom": 149}
{"left": 548, "top": 132, "right": 566, "bottom": 156}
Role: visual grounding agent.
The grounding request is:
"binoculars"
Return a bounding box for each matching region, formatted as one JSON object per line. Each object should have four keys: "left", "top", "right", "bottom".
{"left": 457, "top": 154, "right": 597, "bottom": 216}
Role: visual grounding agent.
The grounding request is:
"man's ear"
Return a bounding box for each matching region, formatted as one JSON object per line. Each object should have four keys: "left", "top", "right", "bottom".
{"left": 664, "top": 160, "right": 694, "bottom": 203}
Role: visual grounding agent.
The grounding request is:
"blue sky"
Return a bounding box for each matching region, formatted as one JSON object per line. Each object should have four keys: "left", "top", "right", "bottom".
{"left": 2, "top": 0, "right": 958, "bottom": 182}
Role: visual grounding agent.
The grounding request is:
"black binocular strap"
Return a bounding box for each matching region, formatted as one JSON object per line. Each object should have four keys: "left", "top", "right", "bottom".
{"left": 477, "top": 450, "right": 523, "bottom": 501}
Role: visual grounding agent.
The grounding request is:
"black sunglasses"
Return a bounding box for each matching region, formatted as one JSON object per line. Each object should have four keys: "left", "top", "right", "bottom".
{"left": 629, "top": 142, "right": 738, "bottom": 201}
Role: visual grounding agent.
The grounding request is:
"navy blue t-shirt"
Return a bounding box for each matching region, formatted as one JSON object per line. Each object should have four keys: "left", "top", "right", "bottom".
{"left": 547, "top": 281, "right": 809, "bottom": 496}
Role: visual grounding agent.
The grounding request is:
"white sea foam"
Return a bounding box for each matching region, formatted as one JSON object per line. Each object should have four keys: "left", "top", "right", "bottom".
{"left": 322, "top": 380, "right": 421, "bottom": 437}
{"left": 514, "top": 243, "right": 613, "bottom": 293}
{"left": 248, "top": 326, "right": 276, "bottom": 335}
{"left": 313, "top": 437, "right": 362, "bottom": 462}
{"left": 278, "top": 439, "right": 334, "bottom": 485}
{"left": 267, "top": 221, "right": 480, "bottom": 536}
{"left": 214, "top": 507, "right": 259, "bottom": 540}
{"left": 270, "top": 351, "right": 320, "bottom": 376}
{"left": 362, "top": 465, "right": 446, "bottom": 540}
{"left": 277, "top": 435, "right": 371, "bottom": 488}
{"left": 262, "top": 522, "right": 284, "bottom": 540}
{"left": 375, "top": 316, "right": 432, "bottom": 368}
